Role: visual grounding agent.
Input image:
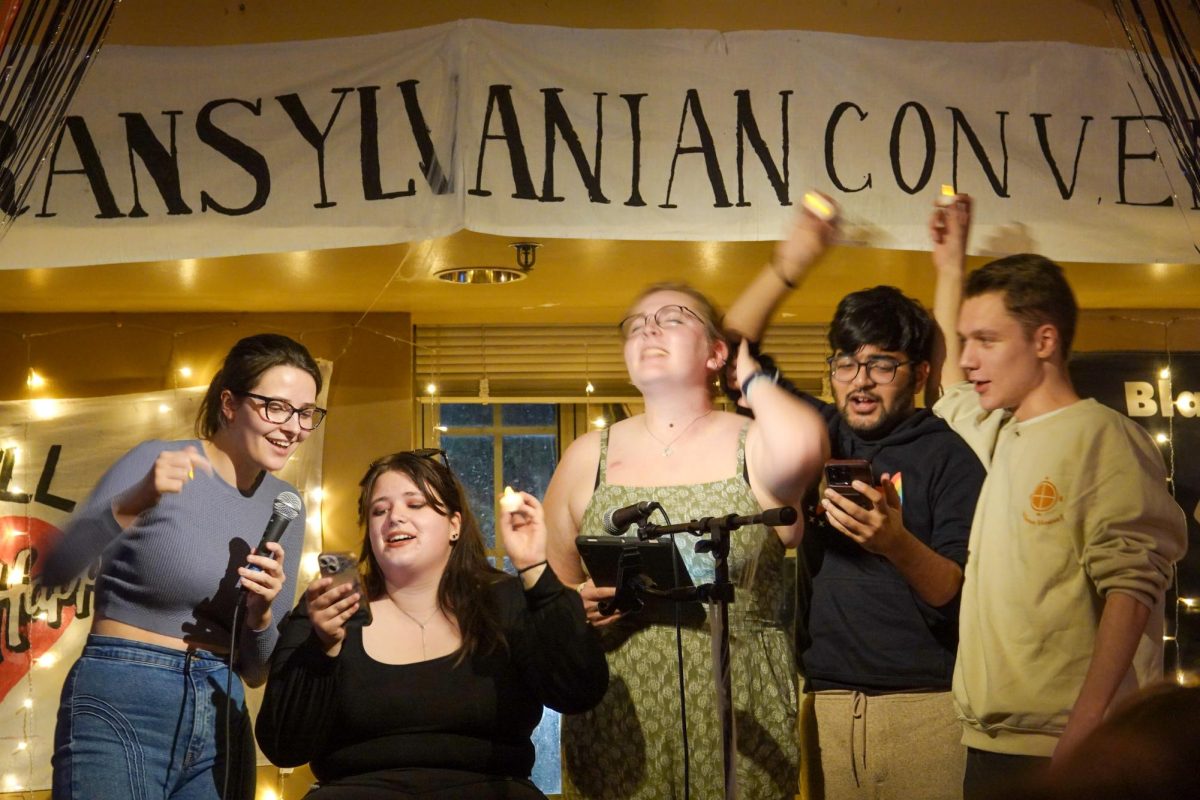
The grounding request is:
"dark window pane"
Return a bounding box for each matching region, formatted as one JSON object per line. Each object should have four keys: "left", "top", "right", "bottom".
{"left": 440, "top": 403, "right": 492, "bottom": 427}
{"left": 502, "top": 435, "right": 557, "bottom": 499}
{"left": 501, "top": 404, "right": 557, "bottom": 427}
{"left": 443, "top": 435, "right": 495, "bottom": 547}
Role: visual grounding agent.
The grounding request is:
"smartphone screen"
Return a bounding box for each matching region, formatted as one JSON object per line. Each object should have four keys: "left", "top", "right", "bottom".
{"left": 318, "top": 551, "right": 373, "bottom": 625}
{"left": 823, "top": 459, "right": 874, "bottom": 510}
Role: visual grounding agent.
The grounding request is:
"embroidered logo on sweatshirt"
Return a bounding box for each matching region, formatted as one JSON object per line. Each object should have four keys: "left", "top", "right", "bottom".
{"left": 1024, "top": 478, "right": 1065, "bottom": 525}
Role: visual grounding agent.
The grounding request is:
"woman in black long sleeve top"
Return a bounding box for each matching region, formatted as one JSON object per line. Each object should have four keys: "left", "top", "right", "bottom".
{"left": 256, "top": 450, "right": 608, "bottom": 799}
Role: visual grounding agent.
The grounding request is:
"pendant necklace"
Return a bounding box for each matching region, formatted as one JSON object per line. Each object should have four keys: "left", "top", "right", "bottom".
{"left": 397, "top": 605, "right": 441, "bottom": 659}
{"left": 644, "top": 408, "right": 714, "bottom": 456}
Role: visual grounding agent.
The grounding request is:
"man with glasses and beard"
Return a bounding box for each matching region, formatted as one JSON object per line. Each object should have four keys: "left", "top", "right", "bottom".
{"left": 722, "top": 195, "right": 984, "bottom": 800}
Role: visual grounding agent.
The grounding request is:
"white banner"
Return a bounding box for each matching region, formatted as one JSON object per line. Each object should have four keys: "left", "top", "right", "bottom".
{"left": 0, "top": 381, "right": 327, "bottom": 790}
{"left": 2, "top": 19, "right": 1195, "bottom": 268}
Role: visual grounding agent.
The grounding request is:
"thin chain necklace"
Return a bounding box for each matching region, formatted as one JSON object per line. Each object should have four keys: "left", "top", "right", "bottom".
{"left": 396, "top": 605, "right": 441, "bottom": 659}
{"left": 643, "top": 408, "right": 714, "bottom": 456}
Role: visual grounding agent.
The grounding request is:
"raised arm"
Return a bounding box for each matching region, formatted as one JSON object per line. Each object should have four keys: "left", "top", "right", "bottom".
{"left": 928, "top": 194, "right": 972, "bottom": 400}
{"left": 740, "top": 340, "right": 830, "bottom": 546}
{"left": 723, "top": 196, "right": 840, "bottom": 343}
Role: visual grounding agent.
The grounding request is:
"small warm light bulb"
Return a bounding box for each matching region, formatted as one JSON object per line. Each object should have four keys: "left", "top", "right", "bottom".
{"left": 499, "top": 486, "right": 522, "bottom": 514}
{"left": 585, "top": 381, "right": 595, "bottom": 394}
{"left": 15, "top": 741, "right": 27, "bottom": 751}
{"left": 36, "top": 611, "right": 48, "bottom": 621}
{"left": 307, "top": 514, "right": 322, "bottom": 531}
{"left": 308, "top": 487, "right": 324, "bottom": 503}
{"left": 434, "top": 425, "right": 448, "bottom": 432}
{"left": 1155, "top": 433, "right": 1169, "bottom": 444}
{"left": 2, "top": 775, "right": 21, "bottom": 791}
{"left": 1164, "top": 633, "right": 1177, "bottom": 641}
{"left": 259, "top": 788, "right": 280, "bottom": 800}
{"left": 5, "top": 564, "right": 25, "bottom": 586}
{"left": 425, "top": 382, "right": 438, "bottom": 395}
{"left": 1181, "top": 597, "right": 1197, "bottom": 609}
{"left": 300, "top": 552, "right": 320, "bottom": 577}
{"left": 36, "top": 652, "right": 59, "bottom": 668}
{"left": 31, "top": 398, "right": 60, "bottom": 419}
{"left": 21, "top": 698, "right": 32, "bottom": 709}
{"left": 158, "top": 403, "right": 171, "bottom": 414}
{"left": 26, "top": 370, "right": 45, "bottom": 389}
{"left": 593, "top": 417, "right": 608, "bottom": 428}
{"left": 1159, "top": 367, "right": 1171, "bottom": 380}
{"left": 178, "top": 366, "right": 193, "bottom": 379}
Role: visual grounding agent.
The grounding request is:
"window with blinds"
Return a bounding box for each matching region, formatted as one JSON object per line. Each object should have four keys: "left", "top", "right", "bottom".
{"left": 414, "top": 324, "right": 831, "bottom": 400}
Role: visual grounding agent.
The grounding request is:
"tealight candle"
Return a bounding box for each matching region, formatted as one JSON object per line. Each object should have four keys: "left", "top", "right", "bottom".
{"left": 802, "top": 190, "right": 837, "bottom": 222}
{"left": 499, "top": 486, "right": 523, "bottom": 514}
{"left": 936, "top": 184, "right": 957, "bottom": 207}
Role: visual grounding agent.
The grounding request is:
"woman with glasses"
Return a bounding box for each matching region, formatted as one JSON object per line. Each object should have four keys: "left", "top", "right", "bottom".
{"left": 256, "top": 450, "right": 608, "bottom": 799}
{"left": 45, "top": 333, "right": 323, "bottom": 800}
{"left": 545, "top": 282, "right": 828, "bottom": 799}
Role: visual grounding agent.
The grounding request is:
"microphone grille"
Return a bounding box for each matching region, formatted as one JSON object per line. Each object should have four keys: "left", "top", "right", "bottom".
{"left": 274, "top": 491, "right": 303, "bottom": 520}
{"left": 601, "top": 507, "right": 619, "bottom": 535}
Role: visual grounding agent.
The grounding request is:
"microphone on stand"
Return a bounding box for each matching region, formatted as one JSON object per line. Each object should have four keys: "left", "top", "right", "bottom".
{"left": 239, "top": 491, "right": 302, "bottom": 588}
{"left": 602, "top": 500, "right": 660, "bottom": 535}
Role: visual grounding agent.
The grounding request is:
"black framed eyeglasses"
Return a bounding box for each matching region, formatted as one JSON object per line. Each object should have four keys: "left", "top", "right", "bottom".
{"left": 827, "top": 356, "right": 911, "bottom": 385}
{"left": 618, "top": 304, "right": 703, "bottom": 339}
{"left": 237, "top": 392, "right": 327, "bottom": 430}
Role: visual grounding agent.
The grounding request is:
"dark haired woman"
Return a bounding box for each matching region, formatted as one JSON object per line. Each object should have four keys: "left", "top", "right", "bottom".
{"left": 256, "top": 451, "right": 608, "bottom": 799}
{"left": 45, "top": 333, "right": 324, "bottom": 800}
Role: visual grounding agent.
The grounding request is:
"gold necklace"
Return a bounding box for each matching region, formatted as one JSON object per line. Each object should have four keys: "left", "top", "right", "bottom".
{"left": 643, "top": 408, "right": 714, "bottom": 456}
{"left": 396, "top": 605, "right": 441, "bottom": 660}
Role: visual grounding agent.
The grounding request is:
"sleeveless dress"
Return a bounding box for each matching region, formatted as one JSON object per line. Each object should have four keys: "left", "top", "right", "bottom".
{"left": 562, "top": 425, "right": 799, "bottom": 800}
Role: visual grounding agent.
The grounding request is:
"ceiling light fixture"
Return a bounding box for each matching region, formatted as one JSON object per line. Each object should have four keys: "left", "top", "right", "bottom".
{"left": 433, "top": 242, "right": 541, "bottom": 285}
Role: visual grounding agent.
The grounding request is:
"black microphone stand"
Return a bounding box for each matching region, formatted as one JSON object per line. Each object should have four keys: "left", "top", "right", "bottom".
{"left": 628, "top": 506, "right": 796, "bottom": 800}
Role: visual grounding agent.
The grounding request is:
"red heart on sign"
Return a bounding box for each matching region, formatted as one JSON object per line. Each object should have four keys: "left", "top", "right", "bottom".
{"left": 0, "top": 515, "right": 79, "bottom": 703}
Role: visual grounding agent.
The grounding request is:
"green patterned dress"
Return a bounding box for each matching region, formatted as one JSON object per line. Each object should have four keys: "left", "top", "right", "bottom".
{"left": 562, "top": 425, "right": 799, "bottom": 800}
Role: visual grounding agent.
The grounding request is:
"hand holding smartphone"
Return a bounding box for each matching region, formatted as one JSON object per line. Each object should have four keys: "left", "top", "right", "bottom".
{"left": 318, "top": 551, "right": 373, "bottom": 625}
{"left": 823, "top": 459, "right": 874, "bottom": 510}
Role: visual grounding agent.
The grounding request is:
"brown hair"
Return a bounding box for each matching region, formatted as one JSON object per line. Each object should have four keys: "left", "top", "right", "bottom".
{"left": 965, "top": 254, "right": 1078, "bottom": 359}
{"left": 356, "top": 451, "right": 504, "bottom": 663}
{"left": 195, "top": 333, "right": 322, "bottom": 439}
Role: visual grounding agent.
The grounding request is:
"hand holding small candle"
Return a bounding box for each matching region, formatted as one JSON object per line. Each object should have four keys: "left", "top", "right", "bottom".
{"left": 935, "top": 184, "right": 957, "bottom": 208}
{"left": 500, "top": 485, "right": 523, "bottom": 514}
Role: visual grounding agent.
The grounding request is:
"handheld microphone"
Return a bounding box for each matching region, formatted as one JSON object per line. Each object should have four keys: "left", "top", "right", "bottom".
{"left": 602, "top": 501, "right": 658, "bottom": 535}
{"left": 241, "top": 491, "right": 302, "bottom": 585}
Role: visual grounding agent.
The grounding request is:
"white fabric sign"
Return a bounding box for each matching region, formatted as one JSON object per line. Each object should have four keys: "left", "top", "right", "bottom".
{"left": 1, "top": 20, "right": 1195, "bottom": 268}
{"left": 0, "top": 382, "right": 326, "bottom": 790}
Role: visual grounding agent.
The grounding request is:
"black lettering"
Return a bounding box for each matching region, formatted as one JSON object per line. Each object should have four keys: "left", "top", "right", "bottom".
{"left": 196, "top": 98, "right": 271, "bottom": 216}
{"left": 1114, "top": 115, "right": 1173, "bottom": 206}
{"left": 357, "top": 86, "right": 416, "bottom": 201}
{"left": 825, "top": 101, "right": 871, "bottom": 193}
{"left": 469, "top": 84, "right": 538, "bottom": 199}
{"left": 37, "top": 116, "right": 124, "bottom": 219}
{"left": 734, "top": 89, "right": 791, "bottom": 207}
{"left": 541, "top": 89, "right": 608, "bottom": 203}
{"left": 397, "top": 79, "right": 452, "bottom": 194}
{"left": 276, "top": 89, "right": 354, "bottom": 209}
{"left": 1031, "top": 113, "right": 1092, "bottom": 200}
{"left": 948, "top": 107, "right": 1009, "bottom": 197}
{"left": 622, "top": 93, "right": 647, "bottom": 207}
{"left": 34, "top": 445, "right": 75, "bottom": 513}
{"left": 120, "top": 111, "right": 192, "bottom": 217}
{"left": 661, "top": 89, "right": 731, "bottom": 209}
{"left": 889, "top": 101, "right": 935, "bottom": 195}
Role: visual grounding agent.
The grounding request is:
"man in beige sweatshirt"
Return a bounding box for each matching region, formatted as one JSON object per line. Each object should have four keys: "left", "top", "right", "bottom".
{"left": 928, "top": 202, "right": 1188, "bottom": 798}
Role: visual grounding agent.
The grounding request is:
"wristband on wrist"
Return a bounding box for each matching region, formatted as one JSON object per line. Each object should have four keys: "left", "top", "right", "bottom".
{"left": 768, "top": 260, "right": 796, "bottom": 289}
{"left": 740, "top": 369, "right": 779, "bottom": 405}
{"left": 516, "top": 559, "right": 548, "bottom": 575}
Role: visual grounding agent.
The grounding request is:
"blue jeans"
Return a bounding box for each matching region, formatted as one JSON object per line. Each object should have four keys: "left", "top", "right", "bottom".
{"left": 52, "top": 635, "right": 254, "bottom": 800}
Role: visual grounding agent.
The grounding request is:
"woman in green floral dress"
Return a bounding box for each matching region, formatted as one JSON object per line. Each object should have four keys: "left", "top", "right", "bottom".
{"left": 546, "top": 283, "right": 828, "bottom": 799}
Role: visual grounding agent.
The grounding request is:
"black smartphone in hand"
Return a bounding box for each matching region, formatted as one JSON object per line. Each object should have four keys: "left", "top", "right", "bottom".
{"left": 823, "top": 459, "right": 874, "bottom": 510}
{"left": 318, "top": 552, "right": 373, "bottom": 625}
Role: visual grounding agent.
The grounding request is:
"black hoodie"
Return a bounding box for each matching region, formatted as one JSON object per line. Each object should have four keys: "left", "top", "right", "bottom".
{"left": 800, "top": 395, "right": 985, "bottom": 692}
